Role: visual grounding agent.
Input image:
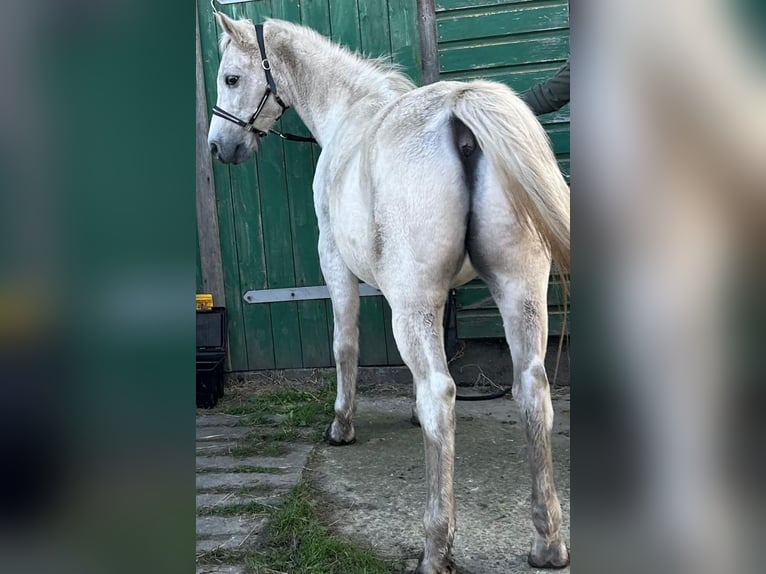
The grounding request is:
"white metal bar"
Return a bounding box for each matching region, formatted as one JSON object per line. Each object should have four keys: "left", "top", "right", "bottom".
{"left": 243, "top": 284, "right": 382, "bottom": 304}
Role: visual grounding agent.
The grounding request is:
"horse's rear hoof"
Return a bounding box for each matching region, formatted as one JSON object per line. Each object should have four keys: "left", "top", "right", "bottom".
{"left": 323, "top": 423, "right": 356, "bottom": 446}
{"left": 410, "top": 406, "right": 421, "bottom": 427}
{"left": 527, "top": 539, "right": 570, "bottom": 569}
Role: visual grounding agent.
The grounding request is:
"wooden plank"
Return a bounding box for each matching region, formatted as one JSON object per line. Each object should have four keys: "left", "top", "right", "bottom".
{"left": 382, "top": 299, "right": 404, "bottom": 365}
{"left": 359, "top": 296, "right": 389, "bottom": 366}
{"left": 439, "top": 60, "right": 567, "bottom": 90}
{"left": 237, "top": 0, "right": 304, "bottom": 369}
{"left": 227, "top": 158, "right": 276, "bottom": 370}
{"left": 329, "top": 0, "right": 362, "bottom": 49}
{"left": 546, "top": 125, "right": 570, "bottom": 155}
{"left": 324, "top": 0, "right": 390, "bottom": 366}
{"left": 198, "top": 2, "right": 249, "bottom": 370}
{"left": 437, "top": 3, "right": 568, "bottom": 43}
{"left": 417, "top": 0, "right": 440, "bottom": 84}
{"left": 388, "top": 0, "right": 422, "bottom": 83}
{"left": 437, "top": 0, "right": 539, "bottom": 12}
{"left": 272, "top": 0, "right": 332, "bottom": 368}
{"left": 456, "top": 279, "right": 568, "bottom": 309}
{"left": 438, "top": 30, "right": 569, "bottom": 73}
{"left": 196, "top": 225, "right": 203, "bottom": 293}
{"left": 218, "top": 1, "right": 281, "bottom": 370}
{"left": 196, "top": 10, "right": 226, "bottom": 307}
{"left": 301, "top": 0, "right": 332, "bottom": 36}
{"left": 457, "top": 309, "right": 567, "bottom": 338}
{"left": 359, "top": 0, "right": 392, "bottom": 58}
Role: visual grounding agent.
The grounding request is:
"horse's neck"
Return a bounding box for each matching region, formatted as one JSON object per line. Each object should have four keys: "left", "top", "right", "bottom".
{"left": 266, "top": 22, "right": 409, "bottom": 146}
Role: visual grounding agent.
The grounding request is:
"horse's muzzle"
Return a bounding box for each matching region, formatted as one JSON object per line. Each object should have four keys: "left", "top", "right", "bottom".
{"left": 209, "top": 140, "right": 254, "bottom": 164}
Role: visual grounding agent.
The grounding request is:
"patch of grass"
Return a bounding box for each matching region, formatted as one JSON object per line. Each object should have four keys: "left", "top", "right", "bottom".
{"left": 256, "top": 482, "right": 397, "bottom": 574}
{"left": 197, "top": 481, "right": 397, "bottom": 574}
{"left": 213, "top": 383, "right": 336, "bottom": 458}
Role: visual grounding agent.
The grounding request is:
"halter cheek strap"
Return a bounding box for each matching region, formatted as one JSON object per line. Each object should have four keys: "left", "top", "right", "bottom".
{"left": 211, "top": 24, "right": 316, "bottom": 144}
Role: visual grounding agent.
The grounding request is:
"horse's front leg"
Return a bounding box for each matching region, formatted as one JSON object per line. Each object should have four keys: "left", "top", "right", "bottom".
{"left": 319, "top": 234, "right": 360, "bottom": 446}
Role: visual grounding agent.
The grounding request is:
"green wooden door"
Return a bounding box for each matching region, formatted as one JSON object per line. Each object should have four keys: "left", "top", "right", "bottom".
{"left": 197, "top": 0, "right": 419, "bottom": 371}
{"left": 435, "top": 0, "right": 570, "bottom": 338}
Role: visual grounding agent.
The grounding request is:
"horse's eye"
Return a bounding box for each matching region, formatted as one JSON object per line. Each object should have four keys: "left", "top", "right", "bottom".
{"left": 225, "top": 75, "right": 240, "bottom": 87}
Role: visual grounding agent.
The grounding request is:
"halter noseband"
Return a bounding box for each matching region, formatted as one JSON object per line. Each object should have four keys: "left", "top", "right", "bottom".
{"left": 211, "top": 24, "right": 316, "bottom": 144}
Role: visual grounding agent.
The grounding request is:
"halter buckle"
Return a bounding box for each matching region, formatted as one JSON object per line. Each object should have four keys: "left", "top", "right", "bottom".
{"left": 261, "top": 59, "right": 271, "bottom": 71}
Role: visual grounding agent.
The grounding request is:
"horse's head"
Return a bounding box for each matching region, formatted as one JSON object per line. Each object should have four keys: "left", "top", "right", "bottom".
{"left": 207, "top": 14, "right": 286, "bottom": 164}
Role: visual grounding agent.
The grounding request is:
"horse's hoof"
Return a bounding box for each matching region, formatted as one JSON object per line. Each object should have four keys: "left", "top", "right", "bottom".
{"left": 528, "top": 539, "right": 570, "bottom": 569}
{"left": 414, "top": 553, "right": 457, "bottom": 574}
{"left": 323, "top": 423, "right": 356, "bottom": 446}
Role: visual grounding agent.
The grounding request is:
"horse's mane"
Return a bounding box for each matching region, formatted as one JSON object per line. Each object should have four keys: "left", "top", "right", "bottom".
{"left": 220, "top": 18, "right": 416, "bottom": 95}
{"left": 269, "top": 19, "right": 416, "bottom": 93}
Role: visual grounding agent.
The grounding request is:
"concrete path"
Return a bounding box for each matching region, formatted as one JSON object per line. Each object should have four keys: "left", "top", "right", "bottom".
{"left": 310, "top": 392, "right": 570, "bottom": 574}
{"left": 195, "top": 383, "right": 570, "bottom": 574}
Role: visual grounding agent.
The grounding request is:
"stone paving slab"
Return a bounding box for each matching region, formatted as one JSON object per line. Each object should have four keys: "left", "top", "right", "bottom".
{"left": 196, "top": 565, "right": 247, "bottom": 574}
{"left": 197, "top": 426, "right": 251, "bottom": 441}
{"left": 196, "top": 414, "right": 243, "bottom": 427}
{"left": 196, "top": 471, "right": 300, "bottom": 491}
{"left": 197, "top": 515, "right": 269, "bottom": 539}
{"left": 196, "top": 445, "right": 314, "bottom": 471}
{"left": 196, "top": 492, "right": 284, "bottom": 510}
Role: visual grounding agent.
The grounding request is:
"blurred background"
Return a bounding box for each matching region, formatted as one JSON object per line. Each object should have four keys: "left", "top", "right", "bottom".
{"left": 0, "top": 0, "right": 762, "bottom": 573}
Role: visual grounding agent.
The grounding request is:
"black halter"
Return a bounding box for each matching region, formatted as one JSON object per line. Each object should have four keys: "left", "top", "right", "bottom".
{"left": 211, "top": 24, "right": 316, "bottom": 144}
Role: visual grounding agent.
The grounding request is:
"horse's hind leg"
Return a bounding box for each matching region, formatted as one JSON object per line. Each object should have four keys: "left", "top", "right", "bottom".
{"left": 320, "top": 235, "right": 360, "bottom": 446}
{"left": 390, "top": 301, "right": 457, "bottom": 574}
{"left": 471, "top": 234, "right": 569, "bottom": 567}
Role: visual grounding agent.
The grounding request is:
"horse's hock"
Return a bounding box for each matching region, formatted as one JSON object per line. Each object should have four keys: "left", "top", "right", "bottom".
{"left": 310, "top": 391, "right": 571, "bottom": 574}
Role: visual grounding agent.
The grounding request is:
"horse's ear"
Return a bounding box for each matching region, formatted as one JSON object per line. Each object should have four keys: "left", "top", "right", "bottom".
{"left": 215, "top": 12, "right": 256, "bottom": 48}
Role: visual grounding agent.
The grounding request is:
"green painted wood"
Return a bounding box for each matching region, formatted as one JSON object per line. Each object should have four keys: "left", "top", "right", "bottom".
{"left": 301, "top": 0, "right": 332, "bottom": 36}
{"left": 547, "top": 125, "right": 570, "bottom": 155}
{"left": 359, "top": 297, "right": 389, "bottom": 366}
{"left": 457, "top": 309, "right": 567, "bottom": 338}
{"left": 437, "top": 3, "right": 569, "bottom": 43}
{"left": 274, "top": 0, "right": 332, "bottom": 368}
{"left": 388, "top": 0, "right": 422, "bottom": 83}
{"left": 439, "top": 30, "right": 569, "bottom": 73}
{"left": 455, "top": 279, "right": 567, "bottom": 309}
{"left": 359, "top": 0, "right": 393, "bottom": 57}
{"left": 228, "top": 159, "right": 277, "bottom": 369}
{"left": 198, "top": 0, "right": 424, "bottom": 368}
{"left": 437, "top": 0, "right": 540, "bottom": 11}
{"left": 382, "top": 299, "right": 404, "bottom": 365}
{"left": 195, "top": 226, "right": 203, "bottom": 293}
{"left": 435, "top": 0, "right": 569, "bottom": 341}
{"left": 217, "top": 1, "right": 280, "bottom": 370}
{"left": 440, "top": 61, "right": 567, "bottom": 91}
{"left": 198, "top": 4, "right": 249, "bottom": 370}
{"left": 329, "top": 0, "right": 362, "bottom": 49}
{"left": 236, "top": 0, "right": 305, "bottom": 370}
{"left": 328, "top": 0, "right": 390, "bottom": 365}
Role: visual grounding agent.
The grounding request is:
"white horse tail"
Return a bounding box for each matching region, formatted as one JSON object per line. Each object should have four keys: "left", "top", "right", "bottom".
{"left": 450, "top": 80, "right": 570, "bottom": 281}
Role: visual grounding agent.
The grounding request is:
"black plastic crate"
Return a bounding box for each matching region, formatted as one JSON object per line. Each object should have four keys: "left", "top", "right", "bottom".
{"left": 196, "top": 307, "right": 227, "bottom": 408}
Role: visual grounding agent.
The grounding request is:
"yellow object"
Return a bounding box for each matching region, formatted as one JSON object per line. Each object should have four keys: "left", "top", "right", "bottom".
{"left": 196, "top": 294, "right": 214, "bottom": 311}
